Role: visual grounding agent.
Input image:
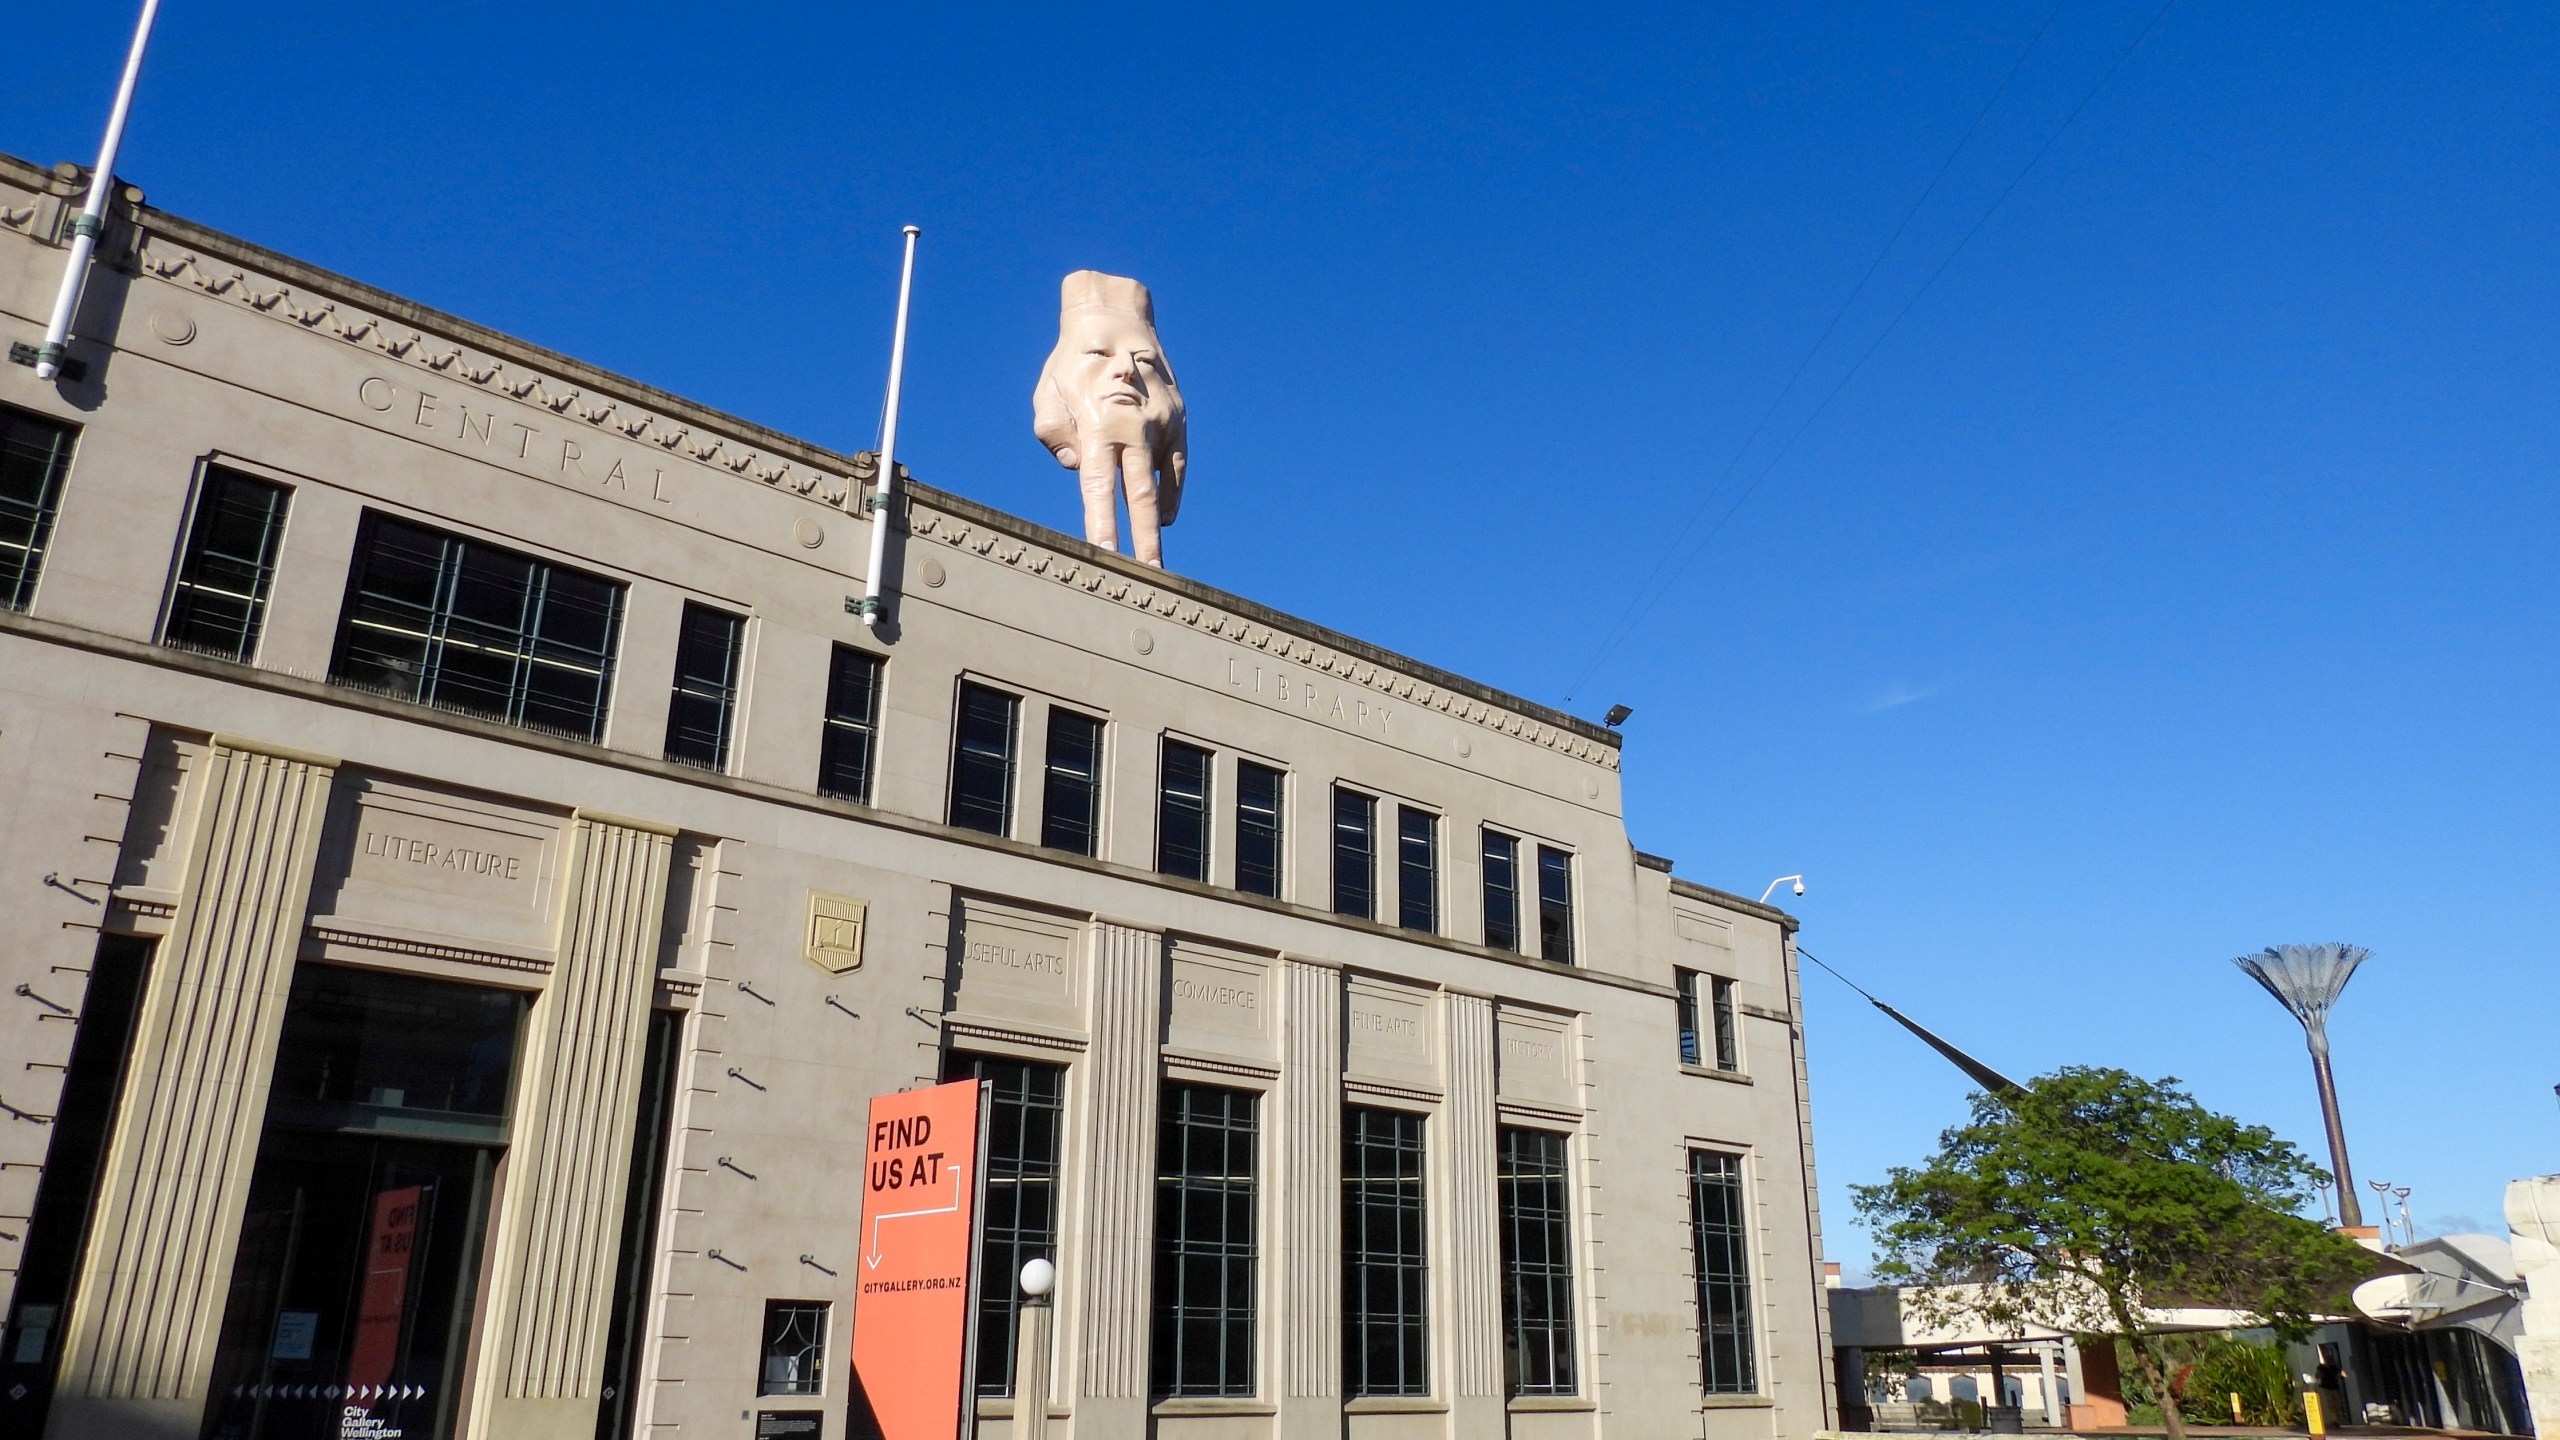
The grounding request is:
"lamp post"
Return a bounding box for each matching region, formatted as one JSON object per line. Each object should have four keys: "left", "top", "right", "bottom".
{"left": 2234, "top": 944, "right": 2370, "bottom": 1228}
{"left": 1012, "top": 1258, "right": 1056, "bottom": 1440}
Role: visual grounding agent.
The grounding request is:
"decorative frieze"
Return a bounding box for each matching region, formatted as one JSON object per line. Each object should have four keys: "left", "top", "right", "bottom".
{"left": 907, "top": 508, "right": 1621, "bottom": 771}
{"left": 129, "top": 240, "right": 856, "bottom": 511}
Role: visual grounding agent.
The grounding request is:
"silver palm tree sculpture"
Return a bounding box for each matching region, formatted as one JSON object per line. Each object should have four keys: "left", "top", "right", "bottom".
{"left": 2233, "top": 943, "right": 2370, "bottom": 1227}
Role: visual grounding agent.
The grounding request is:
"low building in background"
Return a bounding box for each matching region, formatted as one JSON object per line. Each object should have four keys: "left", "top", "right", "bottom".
{"left": 0, "top": 150, "right": 1834, "bottom": 1440}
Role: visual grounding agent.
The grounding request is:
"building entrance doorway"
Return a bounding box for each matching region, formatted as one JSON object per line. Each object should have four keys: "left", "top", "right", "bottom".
{"left": 202, "top": 963, "right": 526, "bottom": 1440}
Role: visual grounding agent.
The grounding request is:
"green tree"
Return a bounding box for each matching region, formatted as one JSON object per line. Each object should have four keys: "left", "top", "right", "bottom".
{"left": 2120, "top": 1334, "right": 2304, "bottom": 1428}
{"left": 1852, "top": 1067, "right": 2369, "bottom": 1440}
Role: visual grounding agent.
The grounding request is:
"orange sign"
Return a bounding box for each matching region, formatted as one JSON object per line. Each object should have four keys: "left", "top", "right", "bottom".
{"left": 850, "top": 1079, "right": 982, "bottom": 1440}
{"left": 347, "top": 1184, "right": 421, "bottom": 1390}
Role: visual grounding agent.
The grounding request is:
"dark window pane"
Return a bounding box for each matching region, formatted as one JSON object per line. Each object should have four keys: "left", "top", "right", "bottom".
{"left": 949, "top": 682, "right": 1020, "bottom": 835}
{"left": 203, "top": 965, "right": 527, "bottom": 1440}
{"left": 3, "top": 937, "right": 149, "bottom": 1427}
{"left": 594, "top": 1011, "right": 682, "bottom": 1440}
{"left": 329, "top": 513, "right": 624, "bottom": 741}
{"left": 663, "top": 602, "right": 744, "bottom": 770}
{"left": 759, "top": 1300, "right": 829, "bottom": 1396}
{"left": 818, "top": 646, "right": 884, "bottom": 802}
{"left": 1343, "top": 1107, "right": 1429, "bottom": 1398}
{"left": 1711, "top": 976, "right": 1740, "bottom": 1072}
{"left": 1332, "top": 788, "right": 1375, "bottom": 920}
{"left": 1536, "top": 846, "right": 1575, "bottom": 965}
{"left": 1481, "top": 831, "right": 1520, "bottom": 952}
{"left": 1499, "top": 1127, "right": 1576, "bottom": 1397}
{"left": 1397, "top": 807, "right": 1438, "bottom": 934}
{"left": 164, "top": 467, "right": 290, "bottom": 661}
{"left": 1690, "top": 1151, "right": 1757, "bottom": 1395}
{"left": 945, "top": 1054, "right": 1065, "bottom": 1395}
{"left": 1041, "top": 709, "right": 1106, "bottom": 856}
{"left": 1235, "top": 762, "right": 1284, "bottom": 899}
{"left": 1151, "top": 1082, "right": 1258, "bottom": 1398}
{"left": 263, "top": 965, "right": 527, "bottom": 1139}
{"left": 1677, "top": 970, "right": 1702, "bottom": 1067}
{"left": 1157, "top": 740, "right": 1211, "bottom": 881}
{"left": 0, "top": 405, "right": 76, "bottom": 612}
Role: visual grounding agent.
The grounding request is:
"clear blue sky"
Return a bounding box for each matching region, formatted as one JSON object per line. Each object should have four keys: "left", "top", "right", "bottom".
{"left": 14, "top": 1, "right": 2556, "bottom": 1261}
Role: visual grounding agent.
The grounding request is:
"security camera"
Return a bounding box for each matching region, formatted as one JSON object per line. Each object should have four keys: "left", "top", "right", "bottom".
{"left": 1791, "top": 879, "right": 1806, "bottom": 897}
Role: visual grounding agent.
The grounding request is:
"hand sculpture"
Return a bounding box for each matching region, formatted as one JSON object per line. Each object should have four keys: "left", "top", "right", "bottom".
{"left": 1034, "top": 271, "right": 1187, "bottom": 567}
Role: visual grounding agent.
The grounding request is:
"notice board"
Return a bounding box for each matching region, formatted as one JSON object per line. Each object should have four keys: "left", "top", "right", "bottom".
{"left": 849, "top": 1078, "right": 982, "bottom": 1440}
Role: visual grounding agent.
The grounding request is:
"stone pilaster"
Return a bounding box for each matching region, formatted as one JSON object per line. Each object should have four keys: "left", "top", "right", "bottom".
{"left": 1069, "top": 921, "right": 1164, "bottom": 1435}
{"left": 2509, "top": 1176, "right": 2560, "bottom": 1437}
{"left": 474, "top": 810, "right": 674, "bottom": 1440}
{"left": 1277, "top": 960, "right": 1342, "bottom": 1438}
{"left": 1443, "top": 992, "right": 1507, "bottom": 1434}
{"left": 49, "top": 737, "right": 336, "bottom": 1438}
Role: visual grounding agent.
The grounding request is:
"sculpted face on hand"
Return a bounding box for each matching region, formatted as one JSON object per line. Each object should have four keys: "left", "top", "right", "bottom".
{"left": 1033, "top": 270, "right": 1189, "bottom": 566}
{"left": 1052, "top": 308, "right": 1180, "bottom": 462}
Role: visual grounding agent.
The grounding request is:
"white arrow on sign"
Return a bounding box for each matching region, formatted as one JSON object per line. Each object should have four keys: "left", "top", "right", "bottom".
{"left": 863, "top": 1161, "right": 967, "bottom": 1270}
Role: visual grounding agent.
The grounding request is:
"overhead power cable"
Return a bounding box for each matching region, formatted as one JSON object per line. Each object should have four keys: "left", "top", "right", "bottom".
{"left": 1563, "top": 0, "right": 2178, "bottom": 705}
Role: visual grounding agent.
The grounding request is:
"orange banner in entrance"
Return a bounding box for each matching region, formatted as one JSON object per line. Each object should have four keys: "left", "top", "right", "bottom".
{"left": 850, "top": 1078, "right": 981, "bottom": 1440}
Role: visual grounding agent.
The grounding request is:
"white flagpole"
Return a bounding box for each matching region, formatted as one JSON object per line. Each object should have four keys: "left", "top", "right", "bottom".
{"left": 858, "top": 225, "right": 921, "bottom": 628}
{"left": 33, "top": 0, "right": 165, "bottom": 381}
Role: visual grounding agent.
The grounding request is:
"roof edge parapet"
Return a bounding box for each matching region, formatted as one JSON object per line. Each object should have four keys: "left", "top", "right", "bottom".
{"left": 1667, "top": 875, "right": 1799, "bottom": 930}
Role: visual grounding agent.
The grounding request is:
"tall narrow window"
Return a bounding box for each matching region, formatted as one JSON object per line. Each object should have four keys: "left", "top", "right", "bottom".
{"left": 1042, "top": 709, "right": 1106, "bottom": 856}
{"left": 1396, "top": 807, "right": 1439, "bottom": 934}
{"left": 818, "top": 646, "right": 884, "bottom": 802}
{"left": 1536, "top": 845, "right": 1576, "bottom": 965}
{"left": 758, "top": 1300, "right": 829, "bottom": 1395}
{"left": 2, "top": 937, "right": 149, "bottom": 1431}
{"left": 1498, "top": 1126, "right": 1576, "bottom": 1397}
{"left": 0, "top": 405, "right": 76, "bottom": 612}
{"left": 332, "top": 513, "right": 625, "bottom": 740}
{"left": 163, "top": 467, "right": 289, "bottom": 660}
{"left": 1332, "top": 787, "right": 1376, "bottom": 920}
{"left": 1481, "top": 830, "right": 1521, "bottom": 952}
{"left": 1151, "top": 1082, "right": 1258, "bottom": 1398}
{"left": 1235, "top": 761, "right": 1285, "bottom": 899}
{"left": 1343, "top": 1106, "right": 1429, "bottom": 1398}
{"left": 948, "top": 682, "right": 1020, "bottom": 836}
{"left": 1711, "top": 976, "right": 1740, "bottom": 1072}
{"left": 202, "top": 965, "right": 528, "bottom": 1440}
{"left": 595, "top": 1010, "right": 682, "bottom": 1440}
{"left": 945, "top": 1054, "right": 1065, "bottom": 1396}
{"left": 1157, "top": 740, "right": 1211, "bottom": 880}
{"left": 663, "top": 603, "right": 745, "bottom": 770}
{"left": 1676, "top": 970, "right": 1704, "bottom": 1067}
{"left": 1690, "top": 1151, "right": 1757, "bottom": 1395}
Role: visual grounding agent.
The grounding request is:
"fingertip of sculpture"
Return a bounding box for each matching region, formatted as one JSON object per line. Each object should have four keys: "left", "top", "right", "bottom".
{"left": 1035, "top": 271, "right": 1186, "bottom": 568}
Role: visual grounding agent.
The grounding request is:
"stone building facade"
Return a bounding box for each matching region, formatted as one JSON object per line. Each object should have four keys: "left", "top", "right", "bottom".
{"left": 0, "top": 149, "right": 1834, "bottom": 1440}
